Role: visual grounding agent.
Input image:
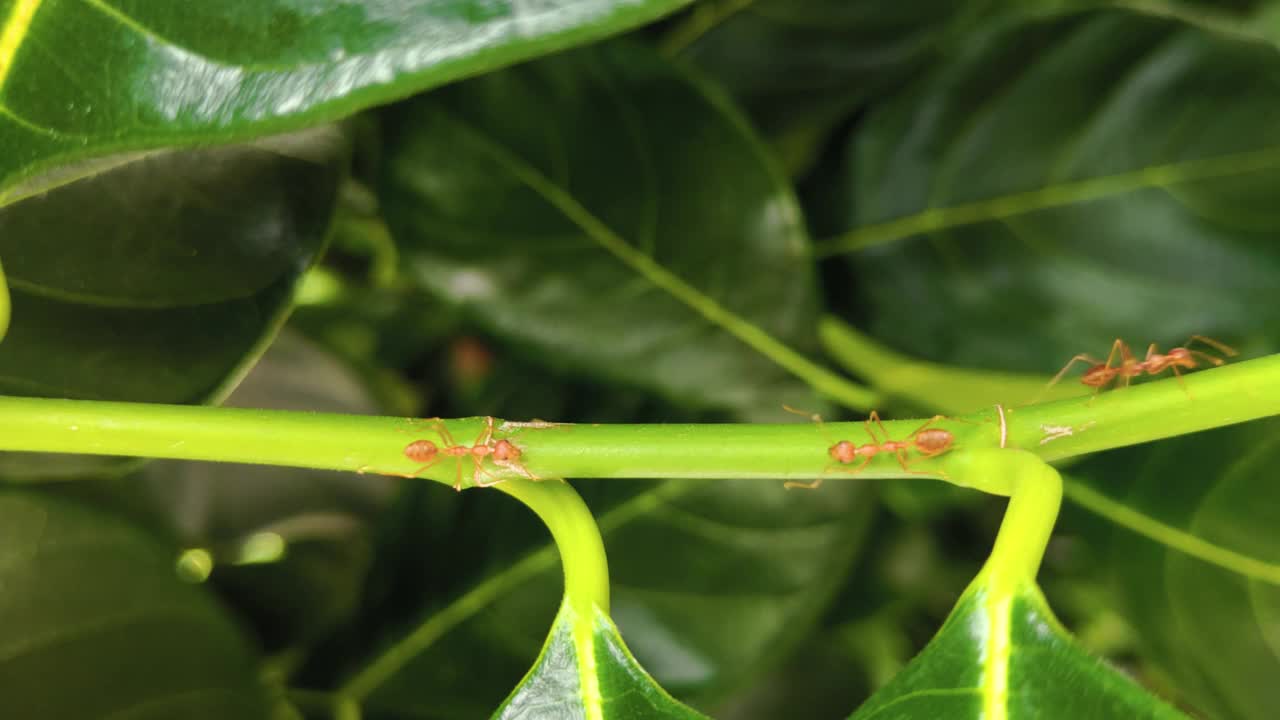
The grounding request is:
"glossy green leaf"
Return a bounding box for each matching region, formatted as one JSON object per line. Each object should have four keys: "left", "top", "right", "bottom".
{"left": 494, "top": 597, "right": 708, "bottom": 719}
{"left": 0, "top": 130, "right": 347, "bottom": 479}
{"left": 0, "top": 488, "right": 269, "bottom": 718}
{"left": 0, "top": 0, "right": 693, "bottom": 202}
{"left": 334, "top": 479, "right": 873, "bottom": 716}
{"left": 823, "top": 8, "right": 1280, "bottom": 372}
{"left": 1067, "top": 418, "right": 1280, "bottom": 720}
{"left": 381, "top": 41, "right": 832, "bottom": 418}
{"left": 850, "top": 580, "right": 1189, "bottom": 720}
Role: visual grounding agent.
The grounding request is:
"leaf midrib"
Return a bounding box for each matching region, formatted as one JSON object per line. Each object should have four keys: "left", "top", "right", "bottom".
{"left": 429, "top": 105, "right": 876, "bottom": 410}
{"left": 817, "top": 142, "right": 1280, "bottom": 256}
{"left": 1063, "top": 477, "right": 1280, "bottom": 585}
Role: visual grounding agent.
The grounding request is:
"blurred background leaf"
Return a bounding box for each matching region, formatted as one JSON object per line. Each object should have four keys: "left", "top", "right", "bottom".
{"left": 0, "top": 488, "right": 270, "bottom": 719}
{"left": 815, "top": 8, "right": 1280, "bottom": 373}
{"left": 1066, "top": 418, "right": 1280, "bottom": 720}
{"left": 381, "top": 41, "right": 827, "bottom": 420}
{"left": 137, "top": 329, "right": 399, "bottom": 654}
{"left": 671, "top": 0, "right": 1008, "bottom": 175}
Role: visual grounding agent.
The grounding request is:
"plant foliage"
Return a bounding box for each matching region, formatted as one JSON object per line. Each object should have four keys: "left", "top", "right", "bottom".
{"left": 0, "top": 1, "right": 1277, "bottom": 719}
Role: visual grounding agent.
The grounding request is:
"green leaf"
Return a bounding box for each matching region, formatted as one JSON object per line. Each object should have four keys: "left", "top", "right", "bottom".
{"left": 381, "top": 41, "right": 854, "bottom": 418}
{"left": 673, "top": 0, "right": 997, "bottom": 172}
{"left": 0, "top": 0, "right": 694, "bottom": 202}
{"left": 851, "top": 580, "right": 1189, "bottom": 720}
{"left": 336, "top": 479, "right": 874, "bottom": 715}
{"left": 0, "top": 488, "right": 269, "bottom": 719}
{"left": 820, "top": 8, "right": 1280, "bottom": 371}
{"left": 0, "top": 129, "right": 347, "bottom": 478}
{"left": 494, "top": 597, "right": 709, "bottom": 719}
{"left": 1066, "top": 418, "right": 1280, "bottom": 720}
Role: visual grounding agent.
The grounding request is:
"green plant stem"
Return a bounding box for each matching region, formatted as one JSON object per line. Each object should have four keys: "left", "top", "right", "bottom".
{"left": 500, "top": 480, "right": 611, "bottom": 717}
{"left": 1003, "top": 352, "right": 1280, "bottom": 462}
{"left": 970, "top": 451, "right": 1063, "bottom": 587}
{"left": 497, "top": 480, "right": 610, "bottom": 615}
{"left": 341, "top": 479, "right": 611, "bottom": 703}
{"left": 0, "top": 353, "right": 1276, "bottom": 487}
{"left": 818, "top": 315, "right": 1081, "bottom": 413}
{"left": 953, "top": 451, "right": 1065, "bottom": 720}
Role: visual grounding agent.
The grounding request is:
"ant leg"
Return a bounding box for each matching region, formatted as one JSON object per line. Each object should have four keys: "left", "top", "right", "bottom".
{"left": 894, "top": 449, "right": 944, "bottom": 477}
{"left": 783, "top": 404, "right": 837, "bottom": 448}
{"left": 475, "top": 416, "right": 496, "bottom": 447}
{"left": 496, "top": 457, "right": 541, "bottom": 481}
{"left": 1187, "top": 350, "right": 1228, "bottom": 367}
{"left": 472, "top": 462, "right": 508, "bottom": 488}
{"left": 864, "top": 410, "right": 889, "bottom": 444}
{"left": 788, "top": 455, "right": 871, "bottom": 488}
{"left": 895, "top": 448, "right": 911, "bottom": 472}
{"left": 906, "top": 415, "right": 945, "bottom": 436}
{"left": 1105, "top": 339, "right": 1129, "bottom": 369}
{"left": 1172, "top": 363, "right": 1192, "bottom": 397}
{"left": 1037, "top": 354, "right": 1103, "bottom": 402}
{"left": 782, "top": 404, "right": 824, "bottom": 425}
{"left": 428, "top": 419, "right": 457, "bottom": 449}
{"left": 833, "top": 456, "right": 873, "bottom": 477}
{"left": 1171, "top": 365, "right": 1194, "bottom": 399}
{"left": 451, "top": 458, "right": 471, "bottom": 492}
{"left": 408, "top": 458, "right": 442, "bottom": 478}
{"left": 1184, "top": 335, "right": 1238, "bottom": 357}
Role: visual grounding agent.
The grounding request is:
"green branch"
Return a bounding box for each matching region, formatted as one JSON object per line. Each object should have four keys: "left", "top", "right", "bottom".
{"left": 0, "top": 353, "right": 1276, "bottom": 487}
{"left": 341, "top": 479, "right": 611, "bottom": 702}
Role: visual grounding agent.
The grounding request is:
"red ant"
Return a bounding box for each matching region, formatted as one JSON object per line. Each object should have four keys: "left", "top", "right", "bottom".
{"left": 403, "top": 416, "right": 538, "bottom": 491}
{"left": 783, "top": 408, "right": 957, "bottom": 490}
{"left": 1046, "top": 335, "right": 1237, "bottom": 399}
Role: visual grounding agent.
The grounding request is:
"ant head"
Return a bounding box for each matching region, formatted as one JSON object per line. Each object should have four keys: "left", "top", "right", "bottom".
{"left": 493, "top": 439, "right": 520, "bottom": 461}
{"left": 829, "top": 440, "right": 857, "bottom": 464}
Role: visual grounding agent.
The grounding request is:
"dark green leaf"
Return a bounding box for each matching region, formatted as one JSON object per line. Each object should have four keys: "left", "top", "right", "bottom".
{"left": 382, "top": 41, "right": 825, "bottom": 418}
{"left": 493, "top": 598, "right": 708, "bottom": 719}
{"left": 823, "top": 9, "right": 1280, "bottom": 372}
{"left": 0, "top": 129, "right": 347, "bottom": 478}
{"left": 851, "top": 581, "right": 1188, "bottom": 719}
{"left": 1068, "top": 418, "right": 1280, "bottom": 720}
{"left": 675, "top": 0, "right": 998, "bottom": 172}
{"left": 140, "top": 330, "right": 396, "bottom": 650}
{"left": 0, "top": 488, "right": 269, "bottom": 719}
{"left": 0, "top": 0, "right": 693, "bottom": 201}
